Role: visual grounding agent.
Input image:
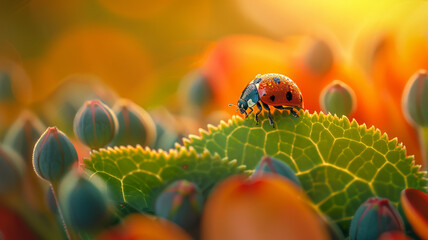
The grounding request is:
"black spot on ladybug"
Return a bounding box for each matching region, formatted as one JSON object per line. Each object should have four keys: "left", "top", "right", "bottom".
{"left": 286, "top": 91, "right": 293, "bottom": 101}
{"left": 270, "top": 95, "right": 276, "bottom": 102}
{"left": 262, "top": 93, "right": 267, "bottom": 96}
{"left": 254, "top": 78, "right": 262, "bottom": 84}
{"left": 273, "top": 77, "right": 281, "bottom": 84}
{"left": 299, "top": 94, "right": 303, "bottom": 102}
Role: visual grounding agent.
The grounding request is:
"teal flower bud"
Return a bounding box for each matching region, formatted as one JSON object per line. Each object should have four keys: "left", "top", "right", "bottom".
{"left": 402, "top": 69, "right": 428, "bottom": 127}
{"left": 153, "top": 122, "right": 179, "bottom": 150}
{"left": 32, "top": 127, "right": 78, "bottom": 182}
{"left": 0, "top": 71, "right": 14, "bottom": 102}
{"left": 254, "top": 156, "right": 301, "bottom": 187}
{"left": 73, "top": 99, "right": 118, "bottom": 149}
{"left": 0, "top": 145, "right": 24, "bottom": 193}
{"left": 59, "top": 171, "right": 110, "bottom": 231}
{"left": 109, "top": 99, "right": 156, "bottom": 147}
{"left": 181, "top": 71, "right": 213, "bottom": 108}
{"left": 3, "top": 110, "right": 45, "bottom": 162}
{"left": 0, "top": 61, "right": 32, "bottom": 106}
{"left": 155, "top": 180, "right": 204, "bottom": 230}
{"left": 320, "top": 80, "right": 356, "bottom": 117}
{"left": 350, "top": 197, "right": 404, "bottom": 240}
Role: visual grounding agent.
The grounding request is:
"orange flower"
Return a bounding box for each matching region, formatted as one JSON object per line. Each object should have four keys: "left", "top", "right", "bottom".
{"left": 97, "top": 214, "right": 192, "bottom": 240}
{"left": 202, "top": 174, "right": 329, "bottom": 240}
{"left": 401, "top": 188, "right": 428, "bottom": 240}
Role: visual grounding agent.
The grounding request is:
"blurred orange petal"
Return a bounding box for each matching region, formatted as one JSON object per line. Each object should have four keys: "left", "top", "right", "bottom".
{"left": 401, "top": 188, "right": 428, "bottom": 240}
{"left": 97, "top": 214, "right": 192, "bottom": 240}
{"left": 202, "top": 175, "right": 329, "bottom": 240}
{"left": 97, "top": 0, "right": 176, "bottom": 19}
{"left": 32, "top": 27, "right": 153, "bottom": 104}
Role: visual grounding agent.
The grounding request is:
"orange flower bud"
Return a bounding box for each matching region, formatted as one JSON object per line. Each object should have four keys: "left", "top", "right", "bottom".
{"left": 97, "top": 214, "right": 192, "bottom": 240}
{"left": 202, "top": 175, "right": 329, "bottom": 240}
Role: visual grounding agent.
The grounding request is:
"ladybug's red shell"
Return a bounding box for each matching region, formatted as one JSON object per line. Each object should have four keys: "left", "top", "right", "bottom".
{"left": 257, "top": 73, "right": 303, "bottom": 108}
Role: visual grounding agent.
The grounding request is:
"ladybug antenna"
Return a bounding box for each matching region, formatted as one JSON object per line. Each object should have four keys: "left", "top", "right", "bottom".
{"left": 228, "top": 104, "right": 240, "bottom": 112}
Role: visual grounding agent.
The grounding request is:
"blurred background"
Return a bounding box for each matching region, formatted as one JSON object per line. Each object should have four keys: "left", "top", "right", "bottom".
{"left": 0, "top": 0, "right": 428, "bottom": 164}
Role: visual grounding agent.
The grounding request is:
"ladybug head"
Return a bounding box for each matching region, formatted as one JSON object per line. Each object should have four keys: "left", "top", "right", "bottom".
{"left": 237, "top": 99, "right": 248, "bottom": 114}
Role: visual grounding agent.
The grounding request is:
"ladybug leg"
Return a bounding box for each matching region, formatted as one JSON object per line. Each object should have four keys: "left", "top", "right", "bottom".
{"left": 255, "top": 102, "right": 263, "bottom": 124}
{"left": 262, "top": 102, "right": 274, "bottom": 127}
{"left": 284, "top": 107, "right": 299, "bottom": 118}
{"left": 246, "top": 107, "right": 254, "bottom": 118}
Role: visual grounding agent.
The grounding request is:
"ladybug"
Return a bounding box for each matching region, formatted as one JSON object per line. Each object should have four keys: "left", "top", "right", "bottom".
{"left": 230, "top": 73, "right": 304, "bottom": 127}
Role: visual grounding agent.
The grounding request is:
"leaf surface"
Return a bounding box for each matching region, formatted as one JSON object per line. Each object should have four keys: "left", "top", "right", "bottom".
{"left": 84, "top": 146, "right": 246, "bottom": 213}
{"left": 182, "top": 110, "right": 427, "bottom": 230}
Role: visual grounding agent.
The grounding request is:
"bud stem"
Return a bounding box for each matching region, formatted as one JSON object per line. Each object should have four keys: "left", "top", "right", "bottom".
{"left": 419, "top": 127, "right": 428, "bottom": 170}
{"left": 50, "top": 183, "right": 73, "bottom": 240}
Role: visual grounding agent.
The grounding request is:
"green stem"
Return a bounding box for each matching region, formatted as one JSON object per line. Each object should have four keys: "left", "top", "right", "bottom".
{"left": 419, "top": 127, "right": 428, "bottom": 171}
{"left": 50, "top": 183, "right": 73, "bottom": 240}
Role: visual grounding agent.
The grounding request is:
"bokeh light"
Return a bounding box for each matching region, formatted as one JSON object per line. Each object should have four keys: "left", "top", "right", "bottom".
{"left": 1, "top": 0, "right": 428, "bottom": 239}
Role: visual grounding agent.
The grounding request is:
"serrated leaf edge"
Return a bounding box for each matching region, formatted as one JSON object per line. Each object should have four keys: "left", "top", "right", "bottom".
{"left": 180, "top": 110, "right": 427, "bottom": 183}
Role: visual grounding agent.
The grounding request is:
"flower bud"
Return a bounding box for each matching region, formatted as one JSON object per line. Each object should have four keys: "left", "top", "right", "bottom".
{"left": 0, "top": 60, "right": 32, "bottom": 106}
{"left": 97, "top": 214, "right": 192, "bottom": 240}
{"left": 155, "top": 180, "right": 203, "bottom": 230}
{"left": 3, "top": 110, "right": 45, "bottom": 162}
{"left": 401, "top": 188, "right": 428, "bottom": 240}
{"left": 0, "top": 145, "right": 24, "bottom": 193}
{"left": 253, "top": 155, "right": 301, "bottom": 187}
{"left": 59, "top": 171, "right": 110, "bottom": 231}
{"left": 320, "top": 80, "right": 356, "bottom": 117}
{"left": 153, "top": 122, "right": 179, "bottom": 150}
{"left": 182, "top": 71, "right": 213, "bottom": 108}
{"left": 304, "top": 39, "right": 333, "bottom": 76}
{"left": 109, "top": 99, "right": 156, "bottom": 147}
{"left": 349, "top": 197, "right": 404, "bottom": 240}
{"left": 32, "top": 127, "right": 78, "bottom": 182}
{"left": 202, "top": 175, "right": 329, "bottom": 240}
{"left": 73, "top": 99, "right": 118, "bottom": 149}
{"left": 0, "top": 71, "right": 14, "bottom": 102}
{"left": 402, "top": 69, "right": 428, "bottom": 127}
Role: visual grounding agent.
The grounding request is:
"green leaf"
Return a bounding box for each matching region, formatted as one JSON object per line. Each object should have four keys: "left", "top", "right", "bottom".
{"left": 182, "top": 110, "right": 428, "bottom": 231}
{"left": 84, "top": 146, "right": 246, "bottom": 213}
